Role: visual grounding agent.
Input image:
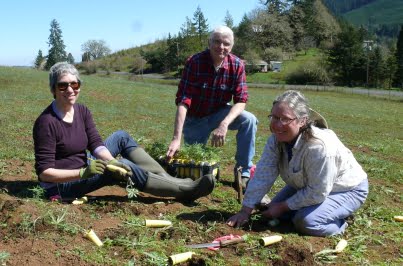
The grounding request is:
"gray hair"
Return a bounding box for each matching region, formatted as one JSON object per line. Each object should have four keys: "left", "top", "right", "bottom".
{"left": 272, "top": 90, "right": 316, "bottom": 139}
{"left": 273, "top": 90, "right": 310, "bottom": 119}
{"left": 209, "top": 25, "right": 234, "bottom": 45}
{"left": 49, "top": 62, "right": 80, "bottom": 93}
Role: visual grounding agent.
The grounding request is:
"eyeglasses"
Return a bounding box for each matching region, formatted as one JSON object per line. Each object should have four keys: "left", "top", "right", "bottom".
{"left": 268, "top": 115, "right": 297, "bottom": 125}
{"left": 56, "top": 81, "right": 81, "bottom": 91}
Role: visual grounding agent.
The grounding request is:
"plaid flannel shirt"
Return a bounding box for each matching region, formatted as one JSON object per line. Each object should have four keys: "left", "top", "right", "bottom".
{"left": 175, "top": 49, "right": 248, "bottom": 117}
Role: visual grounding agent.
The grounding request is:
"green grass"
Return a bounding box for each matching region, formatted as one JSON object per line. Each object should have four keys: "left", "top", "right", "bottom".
{"left": 247, "top": 48, "right": 324, "bottom": 84}
{"left": 0, "top": 66, "right": 402, "bottom": 265}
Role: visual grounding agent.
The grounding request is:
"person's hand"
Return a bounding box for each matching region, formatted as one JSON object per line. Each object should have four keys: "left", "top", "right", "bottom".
{"left": 166, "top": 139, "right": 181, "bottom": 161}
{"left": 211, "top": 123, "right": 228, "bottom": 147}
{"left": 261, "top": 202, "right": 290, "bottom": 219}
{"left": 226, "top": 211, "right": 250, "bottom": 228}
{"left": 107, "top": 159, "right": 133, "bottom": 180}
{"left": 79, "top": 159, "right": 107, "bottom": 179}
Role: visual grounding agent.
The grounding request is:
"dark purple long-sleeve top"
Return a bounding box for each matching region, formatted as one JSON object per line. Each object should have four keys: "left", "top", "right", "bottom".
{"left": 33, "top": 102, "right": 104, "bottom": 177}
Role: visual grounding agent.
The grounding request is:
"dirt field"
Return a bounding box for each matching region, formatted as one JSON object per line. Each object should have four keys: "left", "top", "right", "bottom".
{"left": 0, "top": 160, "right": 400, "bottom": 265}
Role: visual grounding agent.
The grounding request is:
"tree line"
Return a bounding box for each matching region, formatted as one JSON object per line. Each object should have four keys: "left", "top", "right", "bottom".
{"left": 34, "top": 0, "right": 403, "bottom": 89}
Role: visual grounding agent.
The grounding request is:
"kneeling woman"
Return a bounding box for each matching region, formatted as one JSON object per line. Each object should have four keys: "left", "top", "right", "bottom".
{"left": 33, "top": 62, "right": 214, "bottom": 202}
{"left": 227, "top": 90, "right": 368, "bottom": 236}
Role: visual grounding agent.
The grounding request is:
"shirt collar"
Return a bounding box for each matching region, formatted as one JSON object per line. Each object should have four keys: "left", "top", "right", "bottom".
{"left": 51, "top": 100, "right": 63, "bottom": 120}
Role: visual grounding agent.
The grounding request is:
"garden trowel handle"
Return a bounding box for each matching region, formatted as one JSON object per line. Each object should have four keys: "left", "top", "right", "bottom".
{"left": 220, "top": 237, "right": 245, "bottom": 247}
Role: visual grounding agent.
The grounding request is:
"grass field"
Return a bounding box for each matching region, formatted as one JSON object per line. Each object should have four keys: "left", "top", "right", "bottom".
{"left": 0, "top": 66, "right": 402, "bottom": 265}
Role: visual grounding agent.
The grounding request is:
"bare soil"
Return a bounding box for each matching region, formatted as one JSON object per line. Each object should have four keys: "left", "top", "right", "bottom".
{"left": 0, "top": 159, "right": 399, "bottom": 265}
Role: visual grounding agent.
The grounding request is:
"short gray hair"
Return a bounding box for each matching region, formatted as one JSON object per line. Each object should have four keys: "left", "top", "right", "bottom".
{"left": 49, "top": 62, "right": 80, "bottom": 93}
{"left": 209, "top": 25, "right": 234, "bottom": 45}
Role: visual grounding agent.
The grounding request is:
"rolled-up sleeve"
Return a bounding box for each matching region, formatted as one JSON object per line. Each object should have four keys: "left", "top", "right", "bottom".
{"left": 232, "top": 60, "right": 248, "bottom": 104}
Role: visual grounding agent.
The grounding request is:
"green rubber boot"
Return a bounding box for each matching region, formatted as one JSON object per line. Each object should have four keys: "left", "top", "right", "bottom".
{"left": 142, "top": 172, "right": 215, "bottom": 201}
{"left": 128, "top": 147, "right": 166, "bottom": 174}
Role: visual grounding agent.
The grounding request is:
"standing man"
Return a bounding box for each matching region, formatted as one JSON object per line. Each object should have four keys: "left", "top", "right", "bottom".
{"left": 166, "top": 25, "right": 257, "bottom": 189}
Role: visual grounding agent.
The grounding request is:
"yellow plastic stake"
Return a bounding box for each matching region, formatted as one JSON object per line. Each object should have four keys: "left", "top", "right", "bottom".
{"left": 85, "top": 229, "right": 103, "bottom": 247}
{"left": 145, "top": 219, "right": 172, "bottom": 228}
{"left": 72, "top": 196, "right": 88, "bottom": 205}
{"left": 168, "top": 251, "right": 195, "bottom": 265}
{"left": 334, "top": 239, "right": 348, "bottom": 253}
{"left": 259, "top": 235, "right": 283, "bottom": 246}
{"left": 394, "top": 215, "right": 403, "bottom": 222}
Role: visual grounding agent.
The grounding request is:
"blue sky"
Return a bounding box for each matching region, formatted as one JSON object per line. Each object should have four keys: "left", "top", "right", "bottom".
{"left": 0, "top": 0, "right": 261, "bottom": 66}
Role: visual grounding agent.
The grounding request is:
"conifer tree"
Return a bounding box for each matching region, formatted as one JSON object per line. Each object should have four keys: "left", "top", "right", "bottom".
{"left": 34, "top": 49, "right": 44, "bottom": 69}
{"left": 67, "top": 53, "right": 75, "bottom": 64}
{"left": 224, "top": 10, "right": 234, "bottom": 29}
{"left": 192, "top": 6, "right": 209, "bottom": 49}
{"left": 45, "top": 19, "right": 67, "bottom": 70}
{"left": 394, "top": 25, "right": 403, "bottom": 89}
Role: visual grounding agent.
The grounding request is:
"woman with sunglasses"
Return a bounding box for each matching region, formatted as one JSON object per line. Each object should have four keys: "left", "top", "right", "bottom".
{"left": 227, "top": 90, "right": 368, "bottom": 236}
{"left": 33, "top": 62, "right": 215, "bottom": 202}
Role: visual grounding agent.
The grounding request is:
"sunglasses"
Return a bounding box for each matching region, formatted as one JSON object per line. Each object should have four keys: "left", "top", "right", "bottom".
{"left": 56, "top": 81, "right": 81, "bottom": 91}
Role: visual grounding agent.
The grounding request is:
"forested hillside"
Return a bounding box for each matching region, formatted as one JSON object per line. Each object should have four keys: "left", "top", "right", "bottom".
{"left": 324, "top": 0, "right": 403, "bottom": 38}
{"left": 323, "top": 0, "right": 377, "bottom": 14}
{"left": 36, "top": 0, "right": 403, "bottom": 89}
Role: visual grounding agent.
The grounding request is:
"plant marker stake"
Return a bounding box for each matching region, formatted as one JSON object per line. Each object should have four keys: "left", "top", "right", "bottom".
{"left": 145, "top": 219, "right": 172, "bottom": 228}
{"left": 334, "top": 239, "right": 348, "bottom": 253}
{"left": 168, "top": 251, "right": 195, "bottom": 265}
{"left": 85, "top": 229, "right": 103, "bottom": 247}
{"left": 394, "top": 215, "right": 403, "bottom": 222}
{"left": 259, "top": 235, "right": 282, "bottom": 247}
{"left": 72, "top": 196, "right": 88, "bottom": 205}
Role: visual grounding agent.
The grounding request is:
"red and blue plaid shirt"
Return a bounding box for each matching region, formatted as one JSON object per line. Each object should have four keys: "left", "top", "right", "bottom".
{"left": 175, "top": 49, "right": 248, "bottom": 118}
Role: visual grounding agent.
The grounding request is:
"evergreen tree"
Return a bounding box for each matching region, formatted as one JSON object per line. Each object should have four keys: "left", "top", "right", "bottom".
{"left": 67, "top": 53, "right": 75, "bottom": 64}
{"left": 394, "top": 26, "right": 403, "bottom": 89}
{"left": 165, "top": 33, "right": 180, "bottom": 73}
{"left": 288, "top": 5, "right": 306, "bottom": 51}
{"left": 180, "top": 16, "right": 199, "bottom": 56}
{"left": 327, "top": 23, "right": 366, "bottom": 86}
{"left": 386, "top": 47, "right": 397, "bottom": 89}
{"left": 233, "top": 15, "right": 254, "bottom": 57}
{"left": 224, "top": 10, "right": 234, "bottom": 29}
{"left": 34, "top": 49, "right": 44, "bottom": 69}
{"left": 45, "top": 19, "right": 67, "bottom": 70}
{"left": 370, "top": 46, "right": 386, "bottom": 88}
{"left": 192, "top": 6, "right": 209, "bottom": 49}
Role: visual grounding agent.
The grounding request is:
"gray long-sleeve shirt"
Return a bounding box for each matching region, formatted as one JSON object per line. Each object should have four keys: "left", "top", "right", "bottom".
{"left": 243, "top": 126, "right": 367, "bottom": 210}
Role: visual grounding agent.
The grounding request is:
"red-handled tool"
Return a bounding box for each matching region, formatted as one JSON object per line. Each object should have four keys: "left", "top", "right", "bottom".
{"left": 186, "top": 235, "right": 245, "bottom": 249}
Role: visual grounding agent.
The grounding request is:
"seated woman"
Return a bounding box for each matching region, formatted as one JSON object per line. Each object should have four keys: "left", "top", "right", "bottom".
{"left": 33, "top": 62, "right": 215, "bottom": 202}
{"left": 227, "top": 90, "right": 368, "bottom": 236}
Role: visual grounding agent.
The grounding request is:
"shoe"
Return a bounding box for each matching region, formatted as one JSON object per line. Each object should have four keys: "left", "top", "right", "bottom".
{"left": 346, "top": 214, "right": 355, "bottom": 225}
{"left": 241, "top": 176, "right": 250, "bottom": 189}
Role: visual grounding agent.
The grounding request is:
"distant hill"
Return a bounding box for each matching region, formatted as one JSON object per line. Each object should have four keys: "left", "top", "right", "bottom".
{"left": 323, "top": 0, "right": 403, "bottom": 37}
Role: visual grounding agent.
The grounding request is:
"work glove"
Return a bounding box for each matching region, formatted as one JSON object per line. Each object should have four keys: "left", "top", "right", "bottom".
{"left": 79, "top": 159, "right": 107, "bottom": 179}
{"left": 106, "top": 159, "right": 133, "bottom": 180}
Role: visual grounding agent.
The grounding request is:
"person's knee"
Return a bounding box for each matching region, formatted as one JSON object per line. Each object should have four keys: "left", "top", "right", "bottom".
{"left": 293, "top": 215, "right": 342, "bottom": 237}
{"left": 241, "top": 111, "right": 257, "bottom": 125}
{"left": 114, "top": 130, "right": 129, "bottom": 138}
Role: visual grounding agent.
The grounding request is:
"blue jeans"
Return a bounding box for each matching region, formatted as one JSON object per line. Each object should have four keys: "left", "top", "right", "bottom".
{"left": 45, "top": 130, "right": 148, "bottom": 200}
{"left": 271, "top": 179, "right": 369, "bottom": 236}
{"left": 183, "top": 105, "right": 258, "bottom": 177}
